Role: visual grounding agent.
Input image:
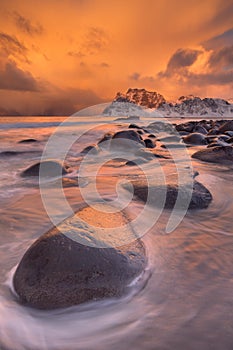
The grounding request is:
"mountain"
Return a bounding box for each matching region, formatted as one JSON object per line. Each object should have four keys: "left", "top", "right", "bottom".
{"left": 103, "top": 88, "right": 233, "bottom": 117}
{"left": 115, "top": 88, "right": 166, "bottom": 108}
{"left": 159, "top": 96, "right": 232, "bottom": 117}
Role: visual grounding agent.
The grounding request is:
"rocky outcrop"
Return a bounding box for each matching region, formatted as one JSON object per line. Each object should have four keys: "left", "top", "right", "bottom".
{"left": 115, "top": 88, "right": 166, "bottom": 109}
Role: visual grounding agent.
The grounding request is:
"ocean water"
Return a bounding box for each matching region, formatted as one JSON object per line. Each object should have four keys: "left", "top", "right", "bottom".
{"left": 0, "top": 115, "right": 233, "bottom": 350}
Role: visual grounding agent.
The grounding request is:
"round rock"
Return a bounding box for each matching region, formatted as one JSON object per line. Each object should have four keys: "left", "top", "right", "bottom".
{"left": 13, "top": 207, "right": 147, "bottom": 309}
{"left": 183, "top": 132, "right": 207, "bottom": 145}
{"left": 21, "top": 160, "right": 69, "bottom": 177}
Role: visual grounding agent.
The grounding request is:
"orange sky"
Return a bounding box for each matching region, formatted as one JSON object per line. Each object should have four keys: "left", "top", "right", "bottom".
{"left": 0, "top": 0, "right": 232, "bottom": 115}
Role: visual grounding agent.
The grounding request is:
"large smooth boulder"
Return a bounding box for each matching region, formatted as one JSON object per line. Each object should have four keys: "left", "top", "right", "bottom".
{"left": 182, "top": 133, "right": 207, "bottom": 145}
{"left": 21, "top": 160, "right": 69, "bottom": 177}
{"left": 192, "top": 146, "right": 233, "bottom": 164}
{"left": 123, "top": 180, "right": 212, "bottom": 210}
{"left": 13, "top": 207, "right": 147, "bottom": 309}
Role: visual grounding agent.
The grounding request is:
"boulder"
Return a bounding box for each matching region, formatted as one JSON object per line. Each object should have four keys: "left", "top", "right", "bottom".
{"left": 128, "top": 124, "right": 142, "bottom": 130}
{"left": 144, "top": 138, "right": 155, "bottom": 148}
{"left": 192, "top": 146, "right": 233, "bottom": 164}
{"left": 193, "top": 125, "right": 208, "bottom": 134}
{"left": 182, "top": 132, "right": 207, "bottom": 145}
{"left": 175, "top": 122, "right": 195, "bottom": 133}
{"left": 207, "top": 128, "right": 219, "bottom": 135}
{"left": 80, "top": 144, "right": 99, "bottom": 155}
{"left": 123, "top": 180, "right": 212, "bottom": 210}
{"left": 111, "top": 130, "right": 145, "bottom": 150}
{"left": 13, "top": 207, "right": 147, "bottom": 309}
{"left": 21, "top": 160, "right": 69, "bottom": 178}
{"left": 218, "top": 121, "right": 233, "bottom": 133}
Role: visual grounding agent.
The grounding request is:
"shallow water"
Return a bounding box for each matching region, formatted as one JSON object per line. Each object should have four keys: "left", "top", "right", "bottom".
{"left": 0, "top": 115, "right": 233, "bottom": 350}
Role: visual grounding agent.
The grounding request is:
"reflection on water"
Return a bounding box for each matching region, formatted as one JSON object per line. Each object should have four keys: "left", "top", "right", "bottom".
{"left": 0, "top": 116, "right": 233, "bottom": 350}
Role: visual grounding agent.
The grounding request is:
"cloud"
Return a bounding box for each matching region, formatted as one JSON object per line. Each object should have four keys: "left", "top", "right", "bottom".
{"left": 155, "top": 41, "right": 233, "bottom": 91}
{"left": 160, "top": 48, "right": 201, "bottom": 77}
{"left": 0, "top": 32, "right": 29, "bottom": 62}
{"left": 42, "top": 88, "right": 103, "bottom": 115}
{"left": 202, "top": 28, "right": 233, "bottom": 50}
{"left": 0, "top": 60, "right": 39, "bottom": 91}
{"left": 0, "top": 85, "right": 104, "bottom": 115}
{"left": 129, "top": 72, "right": 141, "bottom": 80}
{"left": 208, "top": 45, "right": 233, "bottom": 70}
{"left": 13, "top": 12, "right": 44, "bottom": 36}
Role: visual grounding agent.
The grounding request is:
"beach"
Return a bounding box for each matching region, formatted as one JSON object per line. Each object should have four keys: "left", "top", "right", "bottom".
{"left": 0, "top": 115, "right": 233, "bottom": 350}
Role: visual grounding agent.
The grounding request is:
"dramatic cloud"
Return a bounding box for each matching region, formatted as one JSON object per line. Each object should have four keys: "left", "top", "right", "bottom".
{"left": 0, "top": 0, "right": 233, "bottom": 112}
{"left": 0, "top": 32, "right": 29, "bottom": 62}
{"left": 0, "top": 85, "right": 103, "bottom": 115}
{"left": 208, "top": 45, "right": 233, "bottom": 70}
{"left": 157, "top": 42, "right": 233, "bottom": 91}
{"left": 202, "top": 28, "right": 233, "bottom": 50}
{"left": 160, "top": 48, "right": 202, "bottom": 77}
{"left": 13, "top": 12, "right": 44, "bottom": 36}
{"left": 0, "top": 61, "right": 39, "bottom": 91}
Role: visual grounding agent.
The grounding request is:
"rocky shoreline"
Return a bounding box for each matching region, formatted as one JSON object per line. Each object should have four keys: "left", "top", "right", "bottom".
{"left": 13, "top": 118, "right": 233, "bottom": 310}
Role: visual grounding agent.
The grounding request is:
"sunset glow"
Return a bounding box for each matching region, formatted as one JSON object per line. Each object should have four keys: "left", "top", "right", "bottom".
{"left": 0, "top": 0, "right": 232, "bottom": 115}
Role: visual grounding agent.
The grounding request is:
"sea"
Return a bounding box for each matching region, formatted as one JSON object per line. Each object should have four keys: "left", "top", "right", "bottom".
{"left": 0, "top": 115, "right": 233, "bottom": 350}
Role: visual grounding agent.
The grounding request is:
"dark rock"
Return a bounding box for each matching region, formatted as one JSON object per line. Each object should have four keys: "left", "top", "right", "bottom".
{"left": 207, "top": 128, "right": 219, "bottom": 135}
{"left": 205, "top": 135, "right": 219, "bottom": 143}
{"left": 193, "top": 125, "right": 208, "bottom": 134}
{"left": 21, "top": 160, "right": 69, "bottom": 178}
{"left": 178, "top": 131, "right": 190, "bottom": 136}
{"left": 18, "top": 139, "right": 38, "bottom": 143}
{"left": 124, "top": 180, "right": 212, "bottom": 210}
{"left": 136, "top": 130, "right": 144, "bottom": 135}
{"left": 219, "top": 121, "right": 233, "bottom": 133}
{"left": 128, "top": 124, "right": 142, "bottom": 129}
{"left": 175, "top": 122, "right": 195, "bottom": 133}
{"left": 183, "top": 133, "right": 207, "bottom": 145}
{"left": 111, "top": 130, "right": 145, "bottom": 150}
{"left": 225, "top": 131, "right": 233, "bottom": 137}
{"left": 0, "top": 151, "right": 39, "bottom": 157}
{"left": 218, "top": 135, "right": 230, "bottom": 142}
{"left": 192, "top": 146, "right": 233, "bottom": 164}
{"left": 97, "top": 133, "right": 113, "bottom": 150}
{"left": 80, "top": 145, "right": 99, "bottom": 155}
{"left": 147, "top": 134, "right": 156, "bottom": 138}
{"left": 226, "top": 136, "right": 233, "bottom": 144}
{"left": 207, "top": 141, "right": 229, "bottom": 148}
{"left": 126, "top": 159, "right": 147, "bottom": 166}
{"left": 13, "top": 215, "right": 147, "bottom": 309}
{"left": 144, "top": 138, "right": 155, "bottom": 148}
